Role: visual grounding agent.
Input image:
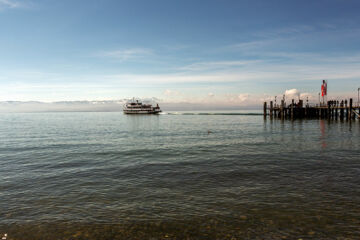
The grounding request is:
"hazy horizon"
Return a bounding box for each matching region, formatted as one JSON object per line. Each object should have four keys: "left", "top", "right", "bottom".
{"left": 0, "top": 99, "right": 264, "bottom": 112}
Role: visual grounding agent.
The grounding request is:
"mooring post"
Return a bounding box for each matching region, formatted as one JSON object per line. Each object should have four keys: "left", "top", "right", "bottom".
{"left": 291, "top": 99, "right": 294, "bottom": 119}
{"left": 280, "top": 100, "right": 284, "bottom": 119}
{"left": 340, "top": 100, "right": 344, "bottom": 120}
{"left": 335, "top": 101, "right": 338, "bottom": 120}
{"left": 327, "top": 101, "right": 331, "bottom": 119}
{"left": 349, "top": 98, "right": 353, "bottom": 120}
{"left": 263, "top": 102, "right": 267, "bottom": 117}
{"left": 270, "top": 101, "right": 273, "bottom": 118}
{"left": 298, "top": 100, "right": 303, "bottom": 118}
{"left": 345, "top": 100, "right": 348, "bottom": 120}
{"left": 330, "top": 101, "right": 333, "bottom": 119}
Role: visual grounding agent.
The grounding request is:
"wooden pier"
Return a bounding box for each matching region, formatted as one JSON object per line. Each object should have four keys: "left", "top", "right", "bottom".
{"left": 264, "top": 98, "right": 360, "bottom": 120}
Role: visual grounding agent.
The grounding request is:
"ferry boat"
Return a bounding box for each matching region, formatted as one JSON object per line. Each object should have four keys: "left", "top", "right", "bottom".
{"left": 123, "top": 99, "right": 162, "bottom": 114}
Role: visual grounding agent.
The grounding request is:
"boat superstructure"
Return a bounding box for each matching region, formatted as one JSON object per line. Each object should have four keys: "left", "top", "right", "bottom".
{"left": 123, "top": 99, "right": 162, "bottom": 114}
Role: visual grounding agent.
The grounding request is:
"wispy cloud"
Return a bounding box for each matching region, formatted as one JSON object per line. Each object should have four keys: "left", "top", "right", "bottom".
{"left": 99, "top": 48, "right": 153, "bottom": 61}
{"left": 225, "top": 25, "right": 315, "bottom": 52}
{"left": 0, "top": 0, "right": 23, "bottom": 9}
{"left": 163, "top": 89, "right": 181, "bottom": 97}
{"left": 178, "top": 60, "right": 261, "bottom": 72}
{"left": 228, "top": 39, "right": 278, "bottom": 52}
{"left": 163, "top": 44, "right": 190, "bottom": 51}
{"left": 254, "top": 25, "right": 315, "bottom": 39}
{"left": 227, "top": 24, "right": 360, "bottom": 57}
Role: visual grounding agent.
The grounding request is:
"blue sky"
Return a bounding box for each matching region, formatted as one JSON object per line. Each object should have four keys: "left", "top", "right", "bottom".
{"left": 0, "top": 0, "right": 360, "bottom": 106}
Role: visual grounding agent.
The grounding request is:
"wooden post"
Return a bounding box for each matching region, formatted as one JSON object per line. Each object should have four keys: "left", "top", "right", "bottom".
{"left": 299, "top": 100, "right": 303, "bottom": 108}
{"left": 280, "top": 100, "right": 284, "bottom": 119}
{"left": 327, "top": 101, "right": 331, "bottom": 119}
{"left": 270, "top": 101, "right": 273, "bottom": 118}
{"left": 340, "top": 100, "right": 344, "bottom": 120}
{"left": 263, "top": 102, "right": 267, "bottom": 117}
{"left": 335, "top": 101, "right": 338, "bottom": 120}
{"left": 345, "top": 100, "right": 348, "bottom": 120}
{"left": 349, "top": 98, "right": 353, "bottom": 120}
{"left": 291, "top": 99, "right": 294, "bottom": 119}
{"left": 330, "top": 101, "right": 333, "bottom": 119}
{"left": 299, "top": 100, "right": 303, "bottom": 118}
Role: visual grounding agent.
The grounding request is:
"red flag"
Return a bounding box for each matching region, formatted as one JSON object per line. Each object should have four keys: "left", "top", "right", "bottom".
{"left": 321, "top": 84, "right": 324, "bottom": 97}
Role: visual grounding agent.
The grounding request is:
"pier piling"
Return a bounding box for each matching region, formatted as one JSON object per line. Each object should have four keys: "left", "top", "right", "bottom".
{"left": 345, "top": 100, "right": 348, "bottom": 120}
{"left": 263, "top": 102, "right": 267, "bottom": 117}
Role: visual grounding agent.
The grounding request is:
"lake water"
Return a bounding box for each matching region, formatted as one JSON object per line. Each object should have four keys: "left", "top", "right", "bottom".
{"left": 0, "top": 112, "right": 359, "bottom": 239}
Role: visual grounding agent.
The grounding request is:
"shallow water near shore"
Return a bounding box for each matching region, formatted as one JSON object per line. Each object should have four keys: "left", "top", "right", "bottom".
{"left": 0, "top": 112, "right": 359, "bottom": 239}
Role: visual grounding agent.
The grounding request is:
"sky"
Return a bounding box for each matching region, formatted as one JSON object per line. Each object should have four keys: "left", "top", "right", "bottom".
{"left": 0, "top": 0, "right": 360, "bottom": 107}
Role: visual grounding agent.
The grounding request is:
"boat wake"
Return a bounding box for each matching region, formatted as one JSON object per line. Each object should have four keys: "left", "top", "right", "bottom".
{"left": 165, "top": 112, "right": 262, "bottom": 116}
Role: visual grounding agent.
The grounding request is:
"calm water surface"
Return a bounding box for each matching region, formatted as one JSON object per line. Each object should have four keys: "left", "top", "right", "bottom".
{"left": 0, "top": 112, "right": 359, "bottom": 239}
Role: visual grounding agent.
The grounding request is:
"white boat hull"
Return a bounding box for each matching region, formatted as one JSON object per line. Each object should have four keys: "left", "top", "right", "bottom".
{"left": 123, "top": 109, "right": 162, "bottom": 114}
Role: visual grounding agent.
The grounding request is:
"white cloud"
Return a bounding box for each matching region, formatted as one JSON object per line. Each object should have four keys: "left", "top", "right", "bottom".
{"left": 224, "top": 93, "right": 251, "bottom": 103}
{"left": 284, "top": 89, "right": 301, "bottom": 100}
{"left": 208, "top": 92, "right": 215, "bottom": 97}
{"left": 237, "top": 93, "right": 250, "bottom": 102}
{"left": 282, "top": 89, "right": 318, "bottom": 102}
{"left": 285, "top": 88, "right": 300, "bottom": 96}
{"left": 300, "top": 92, "right": 315, "bottom": 101}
